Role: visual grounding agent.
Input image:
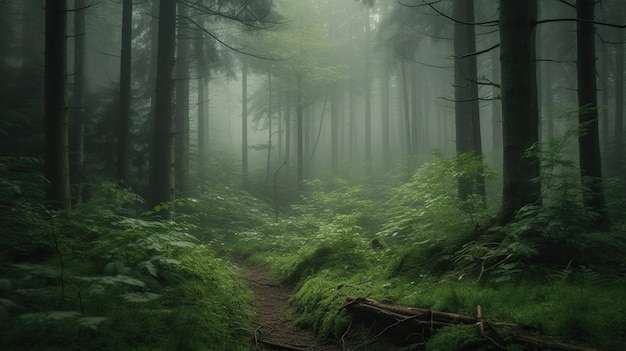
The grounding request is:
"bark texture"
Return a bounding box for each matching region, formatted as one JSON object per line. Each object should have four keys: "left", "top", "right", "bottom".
{"left": 150, "top": 0, "right": 176, "bottom": 211}
{"left": 497, "top": 0, "right": 540, "bottom": 224}
{"left": 44, "top": 0, "right": 71, "bottom": 210}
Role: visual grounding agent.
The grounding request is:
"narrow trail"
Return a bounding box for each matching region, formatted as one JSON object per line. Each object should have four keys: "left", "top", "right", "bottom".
{"left": 240, "top": 264, "right": 405, "bottom": 351}
{"left": 241, "top": 264, "right": 340, "bottom": 351}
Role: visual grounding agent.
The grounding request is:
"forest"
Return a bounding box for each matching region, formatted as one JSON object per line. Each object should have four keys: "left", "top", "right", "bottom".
{"left": 1, "top": 0, "right": 625, "bottom": 350}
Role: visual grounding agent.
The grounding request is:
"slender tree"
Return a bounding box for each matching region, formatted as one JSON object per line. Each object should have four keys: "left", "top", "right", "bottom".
{"left": 576, "top": 0, "right": 608, "bottom": 227}
{"left": 453, "top": 0, "right": 485, "bottom": 201}
{"left": 497, "top": 0, "right": 540, "bottom": 224}
{"left": 614, "top": 29, "right": 624, "bottom": 167}
{"left": 175, "top": 1, "right": 191, "bottom": 195}
{"left": 71, "top": 0, "right": 86, "bottom": 204}
{"left": 150, "top": 0, "right": 177, "bottom": 211}
{"left": 116, "top": 0, "right": 132, "bottom": 184}
{"left": 44, "top": 0, "right": 71, "bottom": 210}
{"left": 242, "top": 61, "right": 249, "bottom": 189}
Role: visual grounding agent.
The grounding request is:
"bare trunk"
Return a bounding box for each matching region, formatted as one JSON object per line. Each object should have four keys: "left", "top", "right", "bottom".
{"left": 577, "top": 0, "right": 608, "bottom": 227}
{"left": 116, "top": 0, "right": 132, "bottom": 185}
{"left": 175, "top": 2, "right": 190, "bottom": 195}
{"left": 44, "top": 0, "right": 70, "bottom": 211}
{"left": 242, "top": 62, "right": 249, "bottom": 189}
{"left": 497, "top": 0, "right": 540, "bottom": 224}
{"left": 71, "top": 0, "right": 86, "bottom": 204}
{"left": 150, "top": 0, "right": 176, "bottom": 212}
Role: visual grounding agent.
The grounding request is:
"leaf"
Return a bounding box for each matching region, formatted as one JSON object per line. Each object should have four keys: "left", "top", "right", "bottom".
{"left": 78, "top": 316, "right": 108, "bottom": 330}
{"left": 20, "top": 311, "right": 80, "bottom": 323}
{"left": 138, "top": 260, "right": 158, "bottom": 277}
{"left": 0, "top": 298, "right": 17, "bottom": 309}
{"left": 121, "top": 292, "right": 161, "bottom": 303}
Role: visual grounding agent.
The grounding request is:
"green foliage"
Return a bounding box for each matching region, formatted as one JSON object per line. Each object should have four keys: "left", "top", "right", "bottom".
{"left": 379, "top": 153, "right": 493, "bottom": 277}
{"left": 0, "top": 179, "right": 255, "bottom": 351}
{"left": 425, "top": 325, "right": 492, "bottom": 351}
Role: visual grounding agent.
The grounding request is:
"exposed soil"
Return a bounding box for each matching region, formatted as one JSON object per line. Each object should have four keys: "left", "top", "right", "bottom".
{"left": 242, "top": 264, "right": 339, "bottom": 351}
{"left": 240, "top": 263, "right": 406, "bottom": 351}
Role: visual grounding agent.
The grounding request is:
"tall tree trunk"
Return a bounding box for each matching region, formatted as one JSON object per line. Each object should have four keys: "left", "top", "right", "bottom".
{"left": 401, "top": 61, "right": 412, "bottom": 177}
{"left": 577, "top": 0, "right": 608, "bottom": 227}
{"left": 331, "top": 84, "right": 340, "bottom": 173}
{"left": 241, "top": 62, "right": 249, "bottom": 189}
{"left": 497, "top": 0, "right": 540, "bottom": 224}
{"left": 285, "top": 94, "right": 291, "bottom": 164}
{"left": 296, "top": 75, "right": 304, "bottom": 192}
{"left": 349, "top": 81, "right": 356, "bottom": 165}
{"left": 71, "top": 0, "right": 86, "bottom": 205}
{"left": 381, "top": 63, "right": 390, "bottom": 166}
{"left": 599, "top": 42, "right": 610, "bottom": 160}
{"left": 117, "top": 0, "right": 132, "bottom": 185}
{"left": 266, "top": 73, "right": 273, "bottom": 184}
{"left": 148, "top": 0, "right": 159, "bottom": 193}
{"left": 198, "top": 76, "right": 207, "bottom": 171}
{"left": 614, "top": 29, "right": 624, "bottom": 170}
{"left": 175, "top": 2, "right": 190, "bottom": 195}
{"left": 364, "top": 8, "right": 372, "bottom": 164}
{"left": 150, "top": 0, "right": 176, "bottom": 212}
{"left": 44, "top": 0, "right": 70, "bottom": 210}
{"left": 491, "top": 47, "right": 502, "bottom": 151}
{"left": 454, "top": 0, "right": 485, "bottom": 201}
{"left": 410, "top": 63, "right": 419, "bottom": 158}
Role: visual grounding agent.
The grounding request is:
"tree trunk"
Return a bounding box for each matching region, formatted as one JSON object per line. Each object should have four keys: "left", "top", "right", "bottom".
{"left": 266, "top": 73, "right": 273, "bottom": 184}
{"left": 497, "top": 0, "right": 540, "bottom": 224}
{"left": 381, "top": 63, "right": 390, "bottom": 166}
{"left": 491, "top": 47, "right": 502, "bottom": 151}
{"left": 331, "top": 85, "right": 340, "bottom": 173}
{"left": 44, "top": 0, "right": 71, "bottom": 211}
{"left": 454, "top": 0, "right": 485, "bottom": 202}
{"left": 296, "top": 75, "right": 304, "bottom": 192}
{"left": 116, "top": 0, "right": 132, "bottom": 185}
{"left": 401, "top": 61, "right": 412, "bottom": 177}
{"left": 242, "top": 62, "right": 249, "bottom": 189}
{"left": 364, "top": 8, "right": 372, "bottom": 164}
{"left": 150, "top": 0, "right": 176, "bottom": 212}
{"left": 71, "top": 0, "right": 86, "bottom": 205}
{"left": 577, "top": 0, "right": 608, "bottom": 227}
{"left": 349, "top": 81, "right": 356, "bottom": 165}
{"left": 197, "top": 75, "right": 207, "bottom": 171}
{"left": 175, "top": 2, "right": 190, "bottom": 195}
{"left": 614, "top": 29, "right": 624, "bottom": 170}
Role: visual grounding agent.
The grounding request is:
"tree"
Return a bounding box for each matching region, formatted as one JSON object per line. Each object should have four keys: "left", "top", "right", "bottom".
{"left": 242, "top": 61, "right": 249, "bottom": 189}
{"left": 497, "top": 0, "right": 540, "bottom": 224}
{"left": 44, "top": 0, "right": 71, "bottom": 211}
{"left": 150, "top": 0, "right": 176, "bottom": 211}
{"left": 71, "top": 0, "right": 87, "bottom": 204}
{"left": 453, "top": 0, "right": 485, "bottom": 201}
{"left": 175, "top": 1, "right": 191, "bottom": 194}
{"left": 117, "top": 0, "right": 132, "bottom": 185}
{"left": 576, "top": 0, "right": 608, "bottom": 227}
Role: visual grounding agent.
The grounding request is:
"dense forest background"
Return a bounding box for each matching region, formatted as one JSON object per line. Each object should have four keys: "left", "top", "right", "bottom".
{"left": 1, "top": 0, "right": 626, "bottom": 350}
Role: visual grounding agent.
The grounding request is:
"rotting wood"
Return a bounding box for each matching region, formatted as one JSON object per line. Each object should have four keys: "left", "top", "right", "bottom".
{"left": 255, "top": 339, "right": 307, "bottom": 351}
{"left": 343, "top": 296, "right": 612, "bottom": 351}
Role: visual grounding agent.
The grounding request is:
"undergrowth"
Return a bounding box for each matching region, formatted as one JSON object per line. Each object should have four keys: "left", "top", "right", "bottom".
{"left": 231, "top": 150, "right": 626, "bottom": 351}
{"left": 0, "top": 158, "right": 255, "bottom": 351}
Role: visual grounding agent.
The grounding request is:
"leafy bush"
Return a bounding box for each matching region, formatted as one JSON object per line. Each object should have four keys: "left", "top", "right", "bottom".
{"left": 0, "top": 181, "right": 254, "bottom": 351}
{"left": 378, "top": 153, "right": 493, "bottom": 278}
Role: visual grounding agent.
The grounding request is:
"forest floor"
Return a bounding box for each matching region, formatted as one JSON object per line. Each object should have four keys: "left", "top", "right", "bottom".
{"left": 240, "top": 263, "right": 405, "bottom": 351}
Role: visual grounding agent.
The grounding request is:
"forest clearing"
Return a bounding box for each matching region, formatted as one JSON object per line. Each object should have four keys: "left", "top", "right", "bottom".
{"left": 2, "top": 0, "right": 626, "bottom": 350}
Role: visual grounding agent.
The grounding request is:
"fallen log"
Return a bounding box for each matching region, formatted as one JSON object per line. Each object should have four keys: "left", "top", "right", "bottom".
{"left": 342, "top": 296, "right": 612, "bottom": 351}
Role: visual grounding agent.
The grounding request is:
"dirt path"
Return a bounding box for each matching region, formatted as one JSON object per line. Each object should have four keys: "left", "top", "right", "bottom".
{"left": 240, "top": 263, "right": 408, "bottom": 351}
{"left": 241, "top": 264, "right": 340, "bottom": 351}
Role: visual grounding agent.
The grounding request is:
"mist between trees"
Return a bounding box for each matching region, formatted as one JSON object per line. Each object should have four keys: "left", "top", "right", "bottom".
{"left": 1, "top": 0, "right": 622, "bottom": 224}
